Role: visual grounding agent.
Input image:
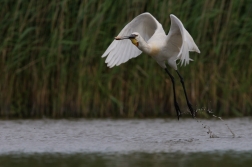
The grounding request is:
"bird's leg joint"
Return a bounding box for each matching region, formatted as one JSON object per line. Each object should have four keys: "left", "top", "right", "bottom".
{"left": 165, "top": 68, "right": 174, "bottom": 81}
{"left": 170, "top": 76, "right": 175, "bottom": 83}
{"left": 175, "top": 70, "right": 184, "bottom": 83}
{"left": 180, "top": 77, "right": 184, "bottom": 84}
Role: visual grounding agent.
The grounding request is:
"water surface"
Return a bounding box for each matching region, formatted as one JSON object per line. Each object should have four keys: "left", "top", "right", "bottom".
{"left": 0, "top": 118, "right": 251, "bottom": 166}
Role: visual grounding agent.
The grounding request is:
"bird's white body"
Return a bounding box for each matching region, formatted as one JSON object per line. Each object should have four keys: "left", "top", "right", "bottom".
{"left": 102, "top": 13, "right": 200, "bottom": 70}
{"left": 101, "top": 13, "right": 200, "bottom": 119}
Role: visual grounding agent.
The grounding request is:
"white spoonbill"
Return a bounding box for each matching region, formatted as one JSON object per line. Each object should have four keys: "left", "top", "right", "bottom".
{"left": 102, "top": 12, "right": 200, "bottom": 120}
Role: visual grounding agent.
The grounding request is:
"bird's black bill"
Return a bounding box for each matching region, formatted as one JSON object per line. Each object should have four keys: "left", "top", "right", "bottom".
{"left": 115, "top": 34, "right": 137, "bottom": 40}
{"left": 124, "top": 34, "right": 137, "bottom": 39}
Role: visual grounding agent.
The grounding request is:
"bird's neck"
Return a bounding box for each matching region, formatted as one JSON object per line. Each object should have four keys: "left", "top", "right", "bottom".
{"left": 138, "top": 39, "right": 151, "bottom": 55}
{"left": 138, "top": 41, "right": 160, "bottom": 57}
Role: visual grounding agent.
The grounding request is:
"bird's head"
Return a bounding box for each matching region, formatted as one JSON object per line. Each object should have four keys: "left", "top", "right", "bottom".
{"left": 115, "top": 32, "right": 139, "bottom": 47}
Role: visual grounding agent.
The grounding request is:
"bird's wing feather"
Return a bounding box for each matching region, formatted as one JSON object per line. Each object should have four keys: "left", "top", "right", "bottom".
{"left": 166, "top": 14, "right": 200, "bottom": 66}
{"left": 102, "top": 12, "right": 161, "bottom": 68}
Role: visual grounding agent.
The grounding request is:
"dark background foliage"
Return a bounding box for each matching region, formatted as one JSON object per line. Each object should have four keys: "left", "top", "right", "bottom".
{"left": 0, "top": 0, "right": 251, "bottom": 118}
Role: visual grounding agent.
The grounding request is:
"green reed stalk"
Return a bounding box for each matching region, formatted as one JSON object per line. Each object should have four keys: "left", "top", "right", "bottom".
{"left": 0, "top": 0, "right": 251, "bottom": 118}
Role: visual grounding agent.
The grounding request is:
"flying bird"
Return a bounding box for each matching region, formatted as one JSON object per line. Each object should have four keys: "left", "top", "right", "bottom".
{"left": 102, "top": 12, "right": 200, "bottom": 120}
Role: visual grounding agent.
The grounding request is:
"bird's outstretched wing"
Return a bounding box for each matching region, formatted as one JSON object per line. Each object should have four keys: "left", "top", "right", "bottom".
{"left": 102, "top": 12, "right": 162, "bottom": 68}
{"left": 166, "top": 14, "right": 200, "bottom": 66}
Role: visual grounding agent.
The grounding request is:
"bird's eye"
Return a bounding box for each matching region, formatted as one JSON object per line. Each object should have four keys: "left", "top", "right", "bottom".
{"left": 132, "top": 34, "right": 138, "bottom": 38}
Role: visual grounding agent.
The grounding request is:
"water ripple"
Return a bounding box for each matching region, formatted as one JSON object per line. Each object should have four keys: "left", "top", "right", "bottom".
{"left": 0, "top": 118, "right": 252, "bottom": 154}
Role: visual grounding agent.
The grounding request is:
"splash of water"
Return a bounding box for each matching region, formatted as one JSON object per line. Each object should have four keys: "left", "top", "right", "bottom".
{"left": 180, "top": 102, "right": 235, "bottom": 138}
{"left": 204, "top": 124, "right": 219, "bottom": 138}
{"left": 212, "top": 115, "right": 235, "bottom": 138}
{"left": 195, "top": 103, "right": 235, "bottom": 138}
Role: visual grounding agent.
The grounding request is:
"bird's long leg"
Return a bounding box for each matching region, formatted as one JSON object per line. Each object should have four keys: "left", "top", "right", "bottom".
{"left": 165, "top": 68, "right": 181, "bottom": 120}
{"left": 175, "top": 70, "right": 195, "bottom": 118}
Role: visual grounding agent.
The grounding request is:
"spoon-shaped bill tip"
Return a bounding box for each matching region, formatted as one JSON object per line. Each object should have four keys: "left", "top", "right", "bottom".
{"left": 115, "top": 36, "right": 122, "bottom": 40}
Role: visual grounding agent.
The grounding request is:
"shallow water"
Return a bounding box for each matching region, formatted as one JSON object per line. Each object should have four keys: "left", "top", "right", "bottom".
{"left": 0, "top": 118, "right": 252, "bottom": 166}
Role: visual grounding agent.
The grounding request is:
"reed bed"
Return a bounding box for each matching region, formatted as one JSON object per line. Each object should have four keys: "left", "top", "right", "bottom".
{"left": 0, "top": 0, "right": 251, "bottom": 118}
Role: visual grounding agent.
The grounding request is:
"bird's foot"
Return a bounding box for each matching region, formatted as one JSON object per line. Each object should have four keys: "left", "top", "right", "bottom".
{"left": 187, "top": 102, "right": 195, "bottom": 118}
{"left": 174, "top": 102, "right": 182, "bottom": 120}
